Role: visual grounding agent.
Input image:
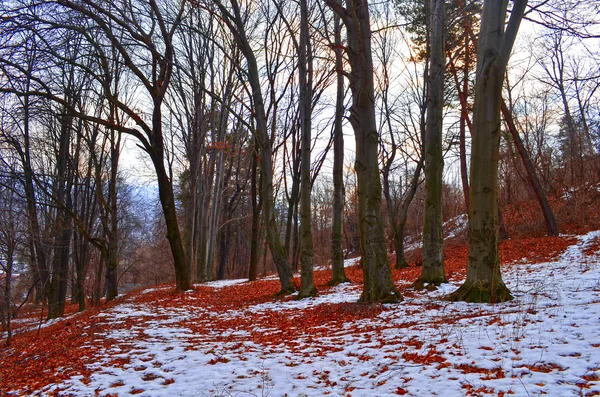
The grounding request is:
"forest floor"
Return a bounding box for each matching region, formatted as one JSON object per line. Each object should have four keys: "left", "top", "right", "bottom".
{"left": 1, "top": 228, "right": 600, "bottom": 396}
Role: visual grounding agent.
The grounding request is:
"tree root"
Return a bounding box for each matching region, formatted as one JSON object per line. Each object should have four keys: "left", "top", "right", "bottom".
{"left": 446, "top": 280, "right": 513, "bottom": 303}
{"left": 297, "top": 285, "right": 319, "bottom": 300}
{"left": 327, "top": 275, "right": 350, "bottom": 287}
{"left": 412, "top": 276, "right": 447, "bottom": 291}
{"left": 359, "top": 289, "right": 403, "bottom": 304}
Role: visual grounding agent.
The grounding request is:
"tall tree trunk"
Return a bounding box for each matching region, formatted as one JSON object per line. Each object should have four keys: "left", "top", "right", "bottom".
{"left": 416, "top": 0, "right": 447, "bottom": 289}
{"left": 327, "top": 0, "right": 400, "bottom": 303}
{"left": 329, "top": 8, "right": 349, "bottom": 286}
{"left": 151, "top": 103, "right": 190, "bottom": 291}
{"left": 396, "top": 160, "right": 424, "bottom": 269}
{"left": 48, "top": 107, "right": 74, "bottom": 320}
{"left": 284, "top": 139, "right": 301, "bottom": 260}
{"left": 3, "top": 236, "right": 15, "bottom": 346}
{"left": 249, "top": 148, "right": 263, "bottom": 281}
{"left": 501, "top": 100, "right": 558, "bottom": 236}
{"left": 206, "top": 146, "right": 225, "bottom": 279}
{"left": 449, "top": 0, "right": 528, "bottom": 303}
{"left": 105, "top": 129, "right": 121, "bottom": 301}
{"left": 21, "top": 76, "right": 49, "bottom": 303}
{"left": 458, "top": 0, "right": 472, "bottom": 211}
{"left": 183, "top": 135, "right": 200, "bottom": 282}
{"left": 214, "top": 0, "right": 294, "bottom": 294}
{"left": 92, "top": 249, "right": 106, "bottom": 306}
{"left": 197, "top": 137, "right": 217, "bottom": 282}
{"left": 297, "top": 0, "right": 317, "bottom": 299}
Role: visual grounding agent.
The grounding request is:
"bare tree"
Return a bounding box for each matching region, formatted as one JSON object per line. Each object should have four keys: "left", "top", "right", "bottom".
{"left": 329, "top": 1, "right": 350, "bottom": 285}
{"left": 415, "top": 0, "right": 447, "bottom": 289}
{"left": 209, "top": 0, "right": 295, "bottom": 294}
{"left": 449, "top": 0, "right": 528, "bottom": 303}
{"left": 327, "top": 0, "right": 400, "bottom": 303}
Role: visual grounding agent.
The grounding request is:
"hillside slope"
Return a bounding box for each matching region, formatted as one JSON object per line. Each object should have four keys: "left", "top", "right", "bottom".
{"left": 1, "top": 231, "right": 600, "bottom": 396}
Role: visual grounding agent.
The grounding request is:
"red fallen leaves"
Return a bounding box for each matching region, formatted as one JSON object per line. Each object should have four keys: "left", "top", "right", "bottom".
{"left": 583, "top": 236, "right": 600, "bottom": 256}
{"left": 525, "top": 362, "right": 566, "bottom": 373}
{"left": 455, "top": 363, "right": 505, "bottom": 380}
{"left": 395, "top": 386, "right": 408, "bottom": 395}
{"left": 401, "top": 349, "right": 446, "bottom": 365}
{"left": 0, "top": 232, "right": 586, "bottom": 394}
{"left": 461, "top": 383, "right": 497, "bottom": 396}
{"left": 207, "top": 356, "right": 230, "bottom": 365}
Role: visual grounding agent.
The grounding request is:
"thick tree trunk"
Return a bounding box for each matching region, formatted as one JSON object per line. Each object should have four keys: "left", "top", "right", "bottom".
{"left": 501, "top": 100, "right": 559, "bottom": 236}
{"left": 297, "top": 0, "right": 317, "bottom": 299}
{"left": 448, "top": 0, "right": 527, "bottom": 303}
{"left": 415, "top": 0, "right": 447, "bottom": 290}
{"left": 327, "top": 0, "right": 400, "bottom": 303}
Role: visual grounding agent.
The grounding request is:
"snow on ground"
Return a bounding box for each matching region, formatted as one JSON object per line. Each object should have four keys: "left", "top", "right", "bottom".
{"left": 34, "top": 231, "right": 600, "bottom": 396}
{"left": 194, "top": 278, "right": 248, "bottom": 289}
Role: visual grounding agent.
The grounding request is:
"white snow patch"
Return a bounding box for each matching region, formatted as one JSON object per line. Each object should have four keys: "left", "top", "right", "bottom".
{"left": 19, "top": 230, "right": 600, "bottom": 396}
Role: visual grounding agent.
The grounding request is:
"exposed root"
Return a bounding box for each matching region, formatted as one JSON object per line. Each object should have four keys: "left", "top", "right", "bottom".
{"left": 446, "top": 280, "right": 513, "bottom": 303}
{"left": 296, "top": 286, "right": 319, "bottom": 300}
{"left": 412, "top": 276, "right": 447, "bottom": 291}
{"left": 359, "top": 289, "right": 404, "bottom": 304}
{"left": 327, "top": 275, "right": 351, "bottom": 287}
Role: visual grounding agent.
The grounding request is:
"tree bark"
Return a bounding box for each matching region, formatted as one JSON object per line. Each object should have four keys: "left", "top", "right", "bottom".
{"left": 327, "top": 0, "right": 400, "bottom": 303}
{"left": 249, "top": 147, "right": 263, "bottom": 281}
{"left": 501, "top": 100, "right": 559, "bottom": 236}
{"left": 151, "top": 101, "right": 190, "bottom": 291}
{"left": 214, "top": 0, "right": 294, "bottom": 294}
{"left": 329, "top": 8, "right": 349, "bottom": 286}
{"left": 415, "top": 0, "right": 447, "bottom": 289}
{"left": 448, "top": 0, "right": 528, "bottom": 303}
{"left": 105, "top": 128, "right": 120, "bottom": 301}
{"left": 297, "top": 0, "right": 317, "bottom": 299}
{"left": 48, "top": 105, "right": 74, "bottom": 320}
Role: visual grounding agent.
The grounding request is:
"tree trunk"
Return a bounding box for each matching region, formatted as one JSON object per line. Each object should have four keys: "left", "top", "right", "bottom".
{"left": 415, "top": 0, "right": 447, "bottom": 290}
{"left": 217, "top": 0, "right": 294, "bottom": 294}
{"left": 448, "top": 0, "right": 528, "bottom": 303}
{"left": 93, "top": 249, "right": 105, "bottom": 307}
{"left": 105, "top": 129, "right": 120, "bottom": 301}
{"left": 151, "top": 103, "right": 190, "bottom": 291}
{"left": 297, "top": 0, "right": 317, "bottom": 299}
{"left": 327, "top": 0, "right": 400, "bottom": 303}
{"left": 329, "top": 9, "right": 349, "bottom": 286}
{"left": 183, "top": 134, "right": 200, "bottom": 282}
{"left": 206, "top": 146, "right": 225, "bottom": 279}
{"left": 3, "top": 239, "right": 14, "bottom": 346}
{"left": 396, "top": 159, "right": 424, "bottom": 269}
{"left": 501, "top": 100, "right": 559, "bottom": 236}
{"left": 249, "top": 148, "right": 263, "bottom": 281}
{"left": 284, "top": 140, "right": 301, "bottom": 260}
{"left": 21, "top": 75, "right": 50, "bottom": 303}
{"left": 196, "top": 166, "right": 212, "bottom": 282}
{"left": 48, "top": 107, "right": 74, "bottom": 320}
